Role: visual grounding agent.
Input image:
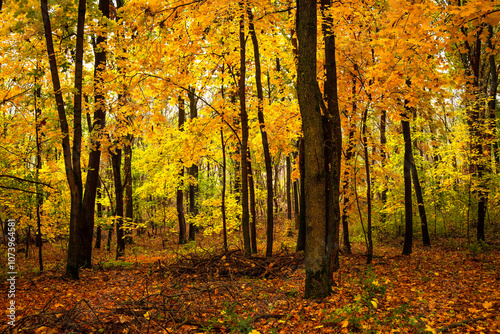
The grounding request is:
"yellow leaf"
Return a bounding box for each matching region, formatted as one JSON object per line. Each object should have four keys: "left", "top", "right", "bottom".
{"left": 341, "top": 319, "right": 349, "bottom": 328}
{"left": 314, "top": 325, "right": 324, "bottom": 329}
{"left": 143, "top": 311, "right": 150, "bottom": 320}
{"left": 371, "top": 298, "right": 378, "bottom": 308}
{"left": 483, "top": 301, "right": 493, "bottom": 309}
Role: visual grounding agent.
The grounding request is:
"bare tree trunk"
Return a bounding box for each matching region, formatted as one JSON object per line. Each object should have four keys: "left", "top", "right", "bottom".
{"left": 361, "top": 107, "right": 373, "bottom": 264}
{"left": 177, "top": 96, "right": 187, "bottom": 245}
{"left": 402, "top": 117, "right": 413, "bottom": 256}
{"left": 248, "top": 8, "right": 274, "bottom": 256}
{"left": 188, "top": 88, "right": 199, "bottom": 241}
{"left": 111, "top": 149, "right": 125, "bottom": 259}
{"left": 41, "top": 0, "right": 86, "bottom": 279}
{"left": 248, "top": 153, "right": 258, "bottom": 254}
{"left": 296, "top": 138, "right": 306, "bottom": 252}
{"left": 34, "top": 73, "right": 44, "bottom": 271}
{"left": 221, "top": 129, "right": 228, "bottom": 252}
{"left": 239, "top": 1, "right": 251, "bottom": 256}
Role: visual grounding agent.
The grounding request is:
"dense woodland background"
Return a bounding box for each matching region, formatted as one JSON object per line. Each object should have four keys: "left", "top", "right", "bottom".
{"left": 0, "top": 0, "right": 500, "bottom": 332}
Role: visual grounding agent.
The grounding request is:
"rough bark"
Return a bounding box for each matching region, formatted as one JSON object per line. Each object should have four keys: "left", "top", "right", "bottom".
{"left": 298, "top": 0, "right": 332, "bottom": 299}
{"left": 321, "top": 0, "right": 342, "bottom": 275}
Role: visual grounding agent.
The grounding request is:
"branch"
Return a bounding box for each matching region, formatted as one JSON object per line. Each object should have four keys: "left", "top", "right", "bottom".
{"left": 139, "top": 72, "right": 242, "bottom": 145}
{"left": 0, "top": 185, "right": 40, "bottom": 195}
{"left": 0, "top": 175, "right": 53, "bottom": 188}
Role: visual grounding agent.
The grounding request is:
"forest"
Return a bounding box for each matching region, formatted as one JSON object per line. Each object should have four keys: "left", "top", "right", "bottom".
{"left": 0, "top": 0, "right": 499, "bottom": 332}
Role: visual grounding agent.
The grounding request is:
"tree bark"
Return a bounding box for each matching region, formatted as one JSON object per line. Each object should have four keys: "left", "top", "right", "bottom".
{"left": 239, "top": 1, "right": 251, "bottom": 256}
{"left": 34, "top": 73, "right": 43, "bottom": 272}
{"left": 296, "top": 137, "right": 306, "bottom": 252}
{"left": 361, "top": 106, "right": 373, "bottom": 264}
{"left": 111, "top": 149, "right": 125, "bottom": 259}
{"left": 188, "top": 88, "right": 199, "bottom": 241}
{"left": 248, "top": 153, "right": 258, "bottom": 254}
{"left": 177, "top": 96, "right": 187, "bottom": 245}
{"left": 221, "top": 129, "right": 228, "bottom": 253}
{"left": 402, "top": 117, "right": 413, "bottom": 255}
{"left": 80, "top": 0, "right": 109, "bottom": 267}
{"left": 248, "top": 7, "right": 274, "bottom": 257}
{"left": 41, "top": 0, "right": 86, "bottom": 279}
{"left": 321, "top": 0, "right": 342, "bottom": 275}
{"left": 298, "top": 0, "right": 334, "bottom": 299}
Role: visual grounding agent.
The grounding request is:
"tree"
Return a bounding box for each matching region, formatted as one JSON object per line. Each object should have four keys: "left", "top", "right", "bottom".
{"left": 297, "top": 0, "right": 341, "bottom": 299}
{"left": 41, "top": 0, "right": 94, "bottom": 278}
{"left": 239, "top": 1, "right": 251, "bottom": 256}
{"left": 248, "top": 7, "right": 274, "bottom": 257}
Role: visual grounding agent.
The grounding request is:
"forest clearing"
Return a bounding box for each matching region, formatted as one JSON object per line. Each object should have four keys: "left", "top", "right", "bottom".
{"left": 1, "top": 225, "right": 500, "bottom": 333}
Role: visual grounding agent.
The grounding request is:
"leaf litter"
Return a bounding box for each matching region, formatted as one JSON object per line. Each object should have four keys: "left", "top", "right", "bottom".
{"left": 2, "top": 237, "right": 500, "bottom": 334}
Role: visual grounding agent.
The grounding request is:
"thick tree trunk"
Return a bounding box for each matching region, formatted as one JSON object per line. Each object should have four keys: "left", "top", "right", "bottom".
{"left": 248, "top": 8, "right": 274, "bottom": 257}
{"left": 298, "top": 0, "right": 334, "bottom": 299}
{"left": 321, "top": 0, "right": 342, "bottom": 275}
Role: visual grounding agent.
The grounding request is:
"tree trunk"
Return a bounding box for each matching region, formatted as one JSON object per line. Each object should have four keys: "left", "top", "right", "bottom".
{"left": 34, "top": 74, "right": 43, "bottom": 271}
{"left": 177, "top": 96, "right": 187, "bottom": 245}
{"left": 248, "top": 8, "right": 274, "bottom": 257}
{"left": 380, "top": 108, "right": 388, "bottom": 226}
{"left": 296, "top": 137, "right": 306, "bottom": 252}
{"left": 286, "top": 155, "right": 293, "bottom": 236}
{"left": 112, "top": 149, "right": 125, "bottom": 259}
{"left": 221, "top": 129, "right": 228, "bottom": 252}
{"left": 402, "top": 117, "right": 413, "bottom": 255}
{"left": 487, "top": 25, "right": 499, "bottom": 166}
{"left": 41, "top": 0, "right": 87, "bottom": 279}
{"left": 95, "top": 179, "right": 102, "bottom": 249}
{"left": 80, "top": 0, "right": 109, "bottom": 267}
{"left": 321, "top": 0, "right": 342, "bottom": 275}
{"left": 362, "top": 107, "right": 373, "bottom": 264}
{"left": 239, "top": 1, "right": 251, "bottom": 256}
{"left": 248, "top": 154, "right": 258, "bottom": 254}
{"left": 298, "top": 0, "right": 335, "bottom": 299}
{"left": 188, "top": 88, "right": 199, "bottom": 241}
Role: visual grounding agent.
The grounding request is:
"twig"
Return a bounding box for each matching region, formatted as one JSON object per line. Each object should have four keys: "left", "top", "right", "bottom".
{"left": 437, "top": 316, "right": 488, "bottom": 332}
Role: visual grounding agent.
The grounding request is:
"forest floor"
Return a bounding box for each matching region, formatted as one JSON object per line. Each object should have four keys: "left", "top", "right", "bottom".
{"left": 2, "top": 225, "right": 500, "bottom": 334}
